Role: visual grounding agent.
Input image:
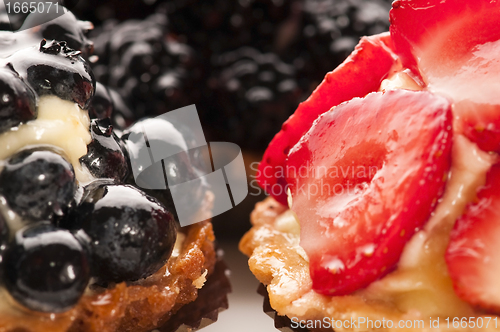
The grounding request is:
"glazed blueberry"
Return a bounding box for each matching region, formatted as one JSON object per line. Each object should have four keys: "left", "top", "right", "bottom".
{"left": 20, "top": 9, "right": 94, "bottom": 57}
{"left": 7, "top": 40, "right": 95, "bottom": 109}
{"left": 0, "top": 68, "right": 37, "bottom": 134}
{"left": 0, "top": 148, "right": 76, "bottom": 222}
{"left": 88, "top": 82, "right": 113, "bottom": 120}
{"left": 122, "top": 117, "right": 208, "bottom": 221}
{"left": 79, "top": 118, "right": 129, "bottom": 182}
{"left": 88, "top": 82, "right": 135, "bottom": 129}
{"left": 3, "top": 223, "right": 90, "bottom": 312}
{"left": 67, "top": 184, "right": 176, "bottom": 284}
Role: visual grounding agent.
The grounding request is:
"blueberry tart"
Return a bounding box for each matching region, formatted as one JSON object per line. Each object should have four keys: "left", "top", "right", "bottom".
{"left": 0, "top": 8, "right": 222, "bottom": 332}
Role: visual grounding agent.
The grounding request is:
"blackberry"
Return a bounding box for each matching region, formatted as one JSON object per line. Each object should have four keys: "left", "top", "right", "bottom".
{"left": 7, "top": 39, "right": 95, "bottom": 109}
{"left": 91, "top": 14, "right": 198, "bottom": 119}
{"left": 296, "top": 0, "right": 392, "bottom": 85}
{"left": 63, "top": 184, "right": 177, "bottom": 284}
{"left": 79, "top": 118, "right": 129, "bottom": 182}
{"left": 0, "top": 67, "right": 37, "bottom": 134}
{"left": 71, "top": 0, "right": 159, "bottom": 26}
{"left": 3, "top": 223, "right": 90, "bottom": 312}
{"left": 0, "top": 148, "right": 76, "bottom": 223}
{"left": 209, "top": 47, "right": 302, "bottom": 150}
{"left": 165, "top": 0, "right": 297, "bottom": 56}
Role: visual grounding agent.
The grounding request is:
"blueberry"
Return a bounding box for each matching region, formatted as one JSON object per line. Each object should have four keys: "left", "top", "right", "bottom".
{"left": 7, "top": 40, "right": 95, "bottom": 109}
{"left": 0, "top": 148, "right": 76, "bottom": 223}
{"left": 0, "top": 67, "right": 37, "bottom": 134}
{"left": 88, "top": 82, "right": 113, "bottom": 120}
{"left": 79, "top": 118, "right": 129, "bottom": 182}
{"left": 122, "top": 117, "right": 208, "bottom": 222}
{"left": 33, "top": 11, "right": 94, "bottom": 58}
{"left": 66, "top": 184, "right": 177, "bottom": 284}
{"left": 3, "top": 223, "right": 90, "bottom": 312}
{"left": 88, "top": 82, "right": 136, "bottom": 129}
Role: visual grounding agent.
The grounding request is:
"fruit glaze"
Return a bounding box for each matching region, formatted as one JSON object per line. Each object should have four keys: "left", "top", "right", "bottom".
{"left": 241, "top": 0, "right": 500, "bottom": 330}
{"left": 0, "top": 8, "right": 215, "bottom": 332}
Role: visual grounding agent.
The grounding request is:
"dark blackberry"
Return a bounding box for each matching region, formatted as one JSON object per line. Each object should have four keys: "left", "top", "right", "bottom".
{"left": 71, "top": 0, "right": 158, "bottom": 26}
{"left": 296, "top": 0, "right": 392, "bottom": 85}
{"left": 91, "top": 14, "right": 198, "bottom": 119}
{"left": 122, "top": 117, "right": 208, "bottom": 221}
{"left": 0, "top": 148, "right": 76, "bottom": 223}
{"left": 3, "top": 223, "right": 90, "bottom": 312}
{"left": 209, "top": 47, "right": 302, "bottom": 150}
{"left": 7, "top": 39, "right": 95, "bottom": 109}
{"left": 63, "top": 184, "right": 177, "bottom": 284}
{"left": 0, "top": 67, "right": 37, "bottom": 134}
{"left": 79, "top": 118, "right": 129, "bottom": 182}
{"left": 165, "top": 0, "right": 297, "bottom": 56}
{"left": 164, "top": 0, "right": 234, "bottom": 56}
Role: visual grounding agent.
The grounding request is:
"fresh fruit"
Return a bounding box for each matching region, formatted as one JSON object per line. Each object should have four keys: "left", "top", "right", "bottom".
{"left": 287, "top": 90, "right": 453, "bottom": 295}
{"left": 20, "top": 9, "right": 94, "bottom": 57}
{"left": 91, "top": 14, "right": 197, "bottom": 118}
{"left": 122, "top": 117, "right": 208, "bottom": 222}
{"left": 79, "top": 118, "right": 129, "bottom": 182}
{"left": 88, "top": 82, "right": 113, "bottom": 120}
{"left": 210, "top": 47, "right": 302, "bottom": 149}
{"left": 65, "top": 184, "right": 177, "bottom": 284}
{"left": 390, "top": 0, "right": 500, "bottom": 152}
{"left": 257, "top": 32, "right": 398, "bottom": 204}
{"left": 88, "top": 82, "right": 135, "bottom": 129}
{"left": 7, "top": 39, "right": 95, "bottom": 109}
{"left": 0, "top": 148, "right": 76, "bottom": 223}
{"left": 0, "top": 67, "right": 37, "bottom": 134}
{"left": 3, "top": 223, "right": 90, "bottom": 312}
{"left": 446, "top": 164, "right": 500, "bottom": 313}
{"left": 297, "top": 0, "right": 392, "bottom": 84}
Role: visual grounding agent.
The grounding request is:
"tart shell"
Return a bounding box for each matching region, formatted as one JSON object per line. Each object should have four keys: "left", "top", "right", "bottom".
{"left": 0, "top": 220, "right": 218, "bottom": 332}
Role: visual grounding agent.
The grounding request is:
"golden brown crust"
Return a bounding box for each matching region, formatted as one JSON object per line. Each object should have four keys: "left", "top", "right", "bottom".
{"left": 0, "top": 221, "right": 216, "bottom": 332}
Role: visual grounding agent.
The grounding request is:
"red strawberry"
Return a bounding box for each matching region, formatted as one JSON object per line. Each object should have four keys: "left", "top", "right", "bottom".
{"left": 446, "top": 164, "right": 500, "bottom": 313}
{"left": 390, "top": 0, "right": 500, "bottom": 152}
{"left": 257, "top": 32, "right": 398, "bottom": 205}
{"left": 287, "top": 90, "right": 453, "bottom": 295}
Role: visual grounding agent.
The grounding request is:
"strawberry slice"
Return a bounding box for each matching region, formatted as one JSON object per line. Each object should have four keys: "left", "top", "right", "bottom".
{"left": 390, "top": 0, "right": 500, "bottom": 152}
{"left": 287, "top": 90, "right": 453, "bottom": 295}
{"left": 257, "top": 32, "right": 398, "bottom": 205}
{"left": 446, "top": 164, "right": 500, "bottom": 313}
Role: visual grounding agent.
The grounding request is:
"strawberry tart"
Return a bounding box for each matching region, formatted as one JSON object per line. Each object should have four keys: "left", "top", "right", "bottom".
{"left": 240, "top": 0, "right": 500, "bottom": 330}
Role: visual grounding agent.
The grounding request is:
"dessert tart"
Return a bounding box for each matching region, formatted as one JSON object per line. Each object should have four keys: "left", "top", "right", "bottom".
{"left": 0, "top": 7, "right": 224, "bottom": 332}
{"left": 241, "top": 0, "right": 500, "bottom": 330}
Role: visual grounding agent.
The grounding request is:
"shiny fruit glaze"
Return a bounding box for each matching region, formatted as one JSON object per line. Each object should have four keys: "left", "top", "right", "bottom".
{"left": 287, "top": 90, "right": 453, "bottom": 295}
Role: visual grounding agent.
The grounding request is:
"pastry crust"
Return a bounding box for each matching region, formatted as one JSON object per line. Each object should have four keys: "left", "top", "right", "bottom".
{"left": 0, "top": 192, "right": 217, "bottom": 332}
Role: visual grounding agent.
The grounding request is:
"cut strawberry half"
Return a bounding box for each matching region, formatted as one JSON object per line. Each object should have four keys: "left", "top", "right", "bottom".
{"left": 287, "top": 90, "right": 453, "bottom": 295}
{"left": 390, "top": 0, "right": 500, "bottom": 152}
{"left": 257, "top": 32, "right": 398, "bottom": 205}
{"left": 446, "top": 164, "right": 500, "bottom": 313}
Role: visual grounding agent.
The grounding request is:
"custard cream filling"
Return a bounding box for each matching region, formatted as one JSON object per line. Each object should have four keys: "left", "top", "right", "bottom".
{"left": 0, "top": 95, "right": 92, "bottom": 184}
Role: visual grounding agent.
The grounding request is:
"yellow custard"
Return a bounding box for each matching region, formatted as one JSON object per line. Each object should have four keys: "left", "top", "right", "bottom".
{"left": 0, "top": 95, "right": 92, "bottom": 184}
